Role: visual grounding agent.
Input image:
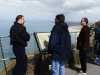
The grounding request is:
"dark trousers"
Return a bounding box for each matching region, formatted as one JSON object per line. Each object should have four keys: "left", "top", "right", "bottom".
{"left": 12, "top": 46, "right": 27, "bottom": 75}
{"left": 79, "top": 49, "right": 87, "bottom": 73}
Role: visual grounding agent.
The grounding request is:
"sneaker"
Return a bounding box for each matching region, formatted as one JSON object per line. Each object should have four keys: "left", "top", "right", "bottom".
{"left": 79, "top": 70, "right": 83, "bottom": 73}
{"left": 82, "top": 73, "right": 87, "bottom": 75}
{"left": 78, "top": 73, "right": 83, "bottom": 75}
{"left": 78, "top": 70, "right": 83, "bottom": 75}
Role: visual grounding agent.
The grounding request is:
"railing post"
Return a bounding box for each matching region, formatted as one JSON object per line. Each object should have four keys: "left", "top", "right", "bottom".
{"left": 0, "top": 37, "right": 8, "bottom": 75}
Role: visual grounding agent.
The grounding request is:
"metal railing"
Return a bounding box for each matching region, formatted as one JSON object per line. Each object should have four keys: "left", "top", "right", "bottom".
{"left": 0, "top": 31, "right": 97, "bottom": 75}
{"left": 0, "top": 33, "right": 35, "bottom": 75}
{"left": 0, "top": 36, "right": 8, "bottom": 75}
{"left": 0, "top": 32, "right": 78, "bottom": 75}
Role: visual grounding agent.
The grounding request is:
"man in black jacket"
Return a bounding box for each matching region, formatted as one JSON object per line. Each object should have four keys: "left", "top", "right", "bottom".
{"left": 10, "top": 15, "right": 30, "bottom": 75}
{"left": 77, "top": 17, "right": 90, "bottom": 75}
{"left": 48, "top": 14, "right": 71, "bottom": 75}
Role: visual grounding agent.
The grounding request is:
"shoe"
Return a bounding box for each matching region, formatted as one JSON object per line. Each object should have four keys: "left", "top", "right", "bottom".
{"left": 79, "top": 70, "right": 83, "bottom": 73}
{"left": 78, "top": 70, "right": 83, "bottom": 75}
{"left": 78, "top": 73, "right": 83, "bottom": 75}
{"left": 82, "top": 73, "right": 87, "bottom": 75}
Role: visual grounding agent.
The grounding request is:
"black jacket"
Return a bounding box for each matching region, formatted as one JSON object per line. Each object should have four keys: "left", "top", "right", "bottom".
{"left": 10, "top": 22, "right": 30, "bottom": 47}
{"left": 77, "top": 26, "right": 90, "bottom": 50}
{"left": 48, "top": 23, "right": 72, "bottom": 61}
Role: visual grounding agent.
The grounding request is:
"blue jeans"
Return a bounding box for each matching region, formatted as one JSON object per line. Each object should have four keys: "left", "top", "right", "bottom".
{"left": 51, "top": 57, "right": 65, "bottom": 75}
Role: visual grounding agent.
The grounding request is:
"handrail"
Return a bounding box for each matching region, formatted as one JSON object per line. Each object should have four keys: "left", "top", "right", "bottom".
{"left": 0, "top": 36, "right": 9, "bottom": 38}
{"left": 0, "top": 38, "right": 8, "bottom": 75}
{"left": 0, "top": 58, "right": 9, "bottom": 61}
{"left": 0, "top": 32, "right": 79, "bottom": 38}
{"left": 0, "top": 31, "right": 79, "bottom": 75}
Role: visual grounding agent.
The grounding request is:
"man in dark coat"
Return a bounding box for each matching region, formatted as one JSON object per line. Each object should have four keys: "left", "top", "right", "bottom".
{"left": 77, "top": 17, "right": 90, "bottom": 75}
{"left": 10, "top": 15, "right": 30, "bottom": 75}
{"left": 94, "top": 22, "right": 100, "bottom": 64}
{"left": 48, "top": 14, "right": 71, "bottom": 75}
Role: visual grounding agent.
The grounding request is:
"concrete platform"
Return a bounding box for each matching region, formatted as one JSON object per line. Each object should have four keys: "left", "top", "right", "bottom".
{"left": 65, "top": 63, "right": 100, "bottom": 75}
{"left": 27, "top": 63, "right": 100, "bottom": 75}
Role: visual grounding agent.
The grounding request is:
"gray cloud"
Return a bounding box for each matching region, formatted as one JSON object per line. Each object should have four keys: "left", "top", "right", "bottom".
{"left": 0, "top": 0, "right": 100, "bottom": 21}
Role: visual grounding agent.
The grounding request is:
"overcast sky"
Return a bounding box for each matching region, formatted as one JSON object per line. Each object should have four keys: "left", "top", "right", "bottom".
{"left": 0, "top": 0, "right": 100, "bottom": 22}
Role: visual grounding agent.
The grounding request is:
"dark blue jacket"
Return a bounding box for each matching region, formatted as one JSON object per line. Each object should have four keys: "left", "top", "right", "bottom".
{"left": 95, "top": 27, "right": 100, "bottom": 42}
{"left": 48, "top": 23, "right": 72, "bottom": 61}
{"left": 10, "top": 22, "right": 30, "bottom": 47}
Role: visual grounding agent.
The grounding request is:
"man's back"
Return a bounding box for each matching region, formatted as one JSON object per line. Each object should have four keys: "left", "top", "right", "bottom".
{"left": 48, "top": 23, "right": 71, "bottom": 61}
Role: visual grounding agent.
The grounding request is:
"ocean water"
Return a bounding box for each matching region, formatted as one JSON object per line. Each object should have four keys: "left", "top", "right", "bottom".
{"left": 0, "top": 20, "right": 79, "bottom": 70}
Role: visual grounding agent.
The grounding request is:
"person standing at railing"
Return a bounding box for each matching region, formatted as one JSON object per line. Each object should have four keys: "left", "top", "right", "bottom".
{"left": 10, "top": 15, "right": 30, "bottom": 75}
{"left": 77, "top": 17, "right": 90, "bottom": 75}
{"left": 94, "top": 21, "right": 100, "bottom": 64}
{"left": 48, "top": 14, "right": 72, "bottom": 75}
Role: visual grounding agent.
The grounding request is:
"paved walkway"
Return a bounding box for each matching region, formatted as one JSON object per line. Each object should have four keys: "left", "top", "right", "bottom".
{"left": 27, "top": 63, "right": 100, "bottom": 75}
{"left": 65, "top": 63, "right": 100, "bottom": 75}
